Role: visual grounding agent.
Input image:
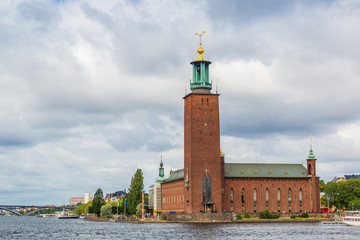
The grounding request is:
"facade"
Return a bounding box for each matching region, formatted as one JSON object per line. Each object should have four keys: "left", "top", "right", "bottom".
{"left": 84, "top": 192, "right": 90, "bottom": 204}
{"left": 105, "top": 190, "right": 126, "bottom": 202}
{"left": 151, "top": 41, "right": 320, "bottom": 215}
{"left": 69, "top": 197, "right": 84, "bottom": 206}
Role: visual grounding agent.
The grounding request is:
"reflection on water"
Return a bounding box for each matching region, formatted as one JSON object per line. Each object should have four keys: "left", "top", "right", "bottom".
{"left": 1, "top": 216, "right": 359, "bottom": 240}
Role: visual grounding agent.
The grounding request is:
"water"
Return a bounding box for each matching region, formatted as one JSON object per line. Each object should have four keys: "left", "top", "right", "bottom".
{"left": 1, "top": 216, "right": 359, "bottom": 239}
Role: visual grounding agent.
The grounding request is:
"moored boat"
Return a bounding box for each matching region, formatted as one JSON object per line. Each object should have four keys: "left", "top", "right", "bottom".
{"left": 342, "top": 211, "right": 360, "bottom": 226}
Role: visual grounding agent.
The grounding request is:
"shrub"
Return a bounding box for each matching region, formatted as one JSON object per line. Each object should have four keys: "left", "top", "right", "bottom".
{"left": 259, "top": 210, "right": 279, "bottom": 219}
{"left": 300, "top": 213, "right": 309, "bottom": 218}
{"left": 290, "top": 215, "right": 296, "bottom": 219}
{"left": 100, "top": 204, "right": 112, "bottom": 218}
{"left": 236, "top": 213, "right": 242, "bottom": 220}
{"left": 136, "top": 203, "right": 142, "bottom": 217}
{"left": 244, "top": 212, "right": 250, "bottom": 218}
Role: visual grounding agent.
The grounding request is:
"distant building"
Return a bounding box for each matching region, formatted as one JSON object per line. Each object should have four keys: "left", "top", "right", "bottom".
{"left": 69, "top": 197, "right": 84, "bottom": 206}
{"left": 331, "top": 174, "right": 360, "bottom": 182}
{"left": 84, "top": 193, "right": 90, "bottom": 204}
{"left": 345, "top": 174, "right": 360, "bottom": 180}
{"left": 105, "top": 190, "right": 126, "bottom": 202}
{"left": 70, "top": 194, "right": 94, "bottom": 206}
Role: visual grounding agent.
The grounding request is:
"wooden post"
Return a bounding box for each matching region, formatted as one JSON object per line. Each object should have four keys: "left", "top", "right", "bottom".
{"left": 142, "top": 190, "right": 145, "bottom": 220}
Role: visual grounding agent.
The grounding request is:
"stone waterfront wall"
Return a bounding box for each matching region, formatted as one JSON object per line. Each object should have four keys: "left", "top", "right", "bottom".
{"left": 162, "top": 212, "right": 232, "bottom": 222}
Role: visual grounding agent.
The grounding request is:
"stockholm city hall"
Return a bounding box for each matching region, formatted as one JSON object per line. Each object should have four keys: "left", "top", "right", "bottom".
{"left": 149, "top": 36, "right": 320, "bottom": 215}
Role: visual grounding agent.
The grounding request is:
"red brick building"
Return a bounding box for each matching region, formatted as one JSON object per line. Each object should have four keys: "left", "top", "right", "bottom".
{"left": 152, "top": 41, "right": 320, "bottom": 215}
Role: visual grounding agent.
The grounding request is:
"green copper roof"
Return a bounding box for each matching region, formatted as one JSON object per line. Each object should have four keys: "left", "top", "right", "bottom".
{"left": 224, "top": 163, "right": 308, "bottom": 178}
{"left": 190, "top": 60, "right": 212, "bottom": 90}
{"left": 308, "top": 144, "right": 316, "bottom": 159}
{"left": 164, "top": 169, "right": 184, "bottom": 183}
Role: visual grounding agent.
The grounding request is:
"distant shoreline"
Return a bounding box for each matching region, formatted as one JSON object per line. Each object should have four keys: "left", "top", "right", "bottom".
{"left": 84, "top": 217, "right": 327, "bottom": 224}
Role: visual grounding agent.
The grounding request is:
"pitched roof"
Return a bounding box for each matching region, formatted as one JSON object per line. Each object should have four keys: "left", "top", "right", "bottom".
{"left": 224, "top": 163, "right": 308, "bottom": 178}
{"left": 345, "top": 174, "right": 360, "bottom": 180}
{"left": 164, "top": 169, "right": 184, "bottom": 183}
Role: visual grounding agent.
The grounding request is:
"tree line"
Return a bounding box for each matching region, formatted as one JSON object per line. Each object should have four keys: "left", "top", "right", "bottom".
{"left": 321, "top": 178, "right": 360, "bottom": 210}
{"left": 74, "top": 168, "right": 148, "bottom": 217}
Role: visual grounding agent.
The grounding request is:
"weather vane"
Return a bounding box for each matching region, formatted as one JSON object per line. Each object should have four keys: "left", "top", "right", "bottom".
{"left": 195, "top": 31, "right": 206, "bottom": 44}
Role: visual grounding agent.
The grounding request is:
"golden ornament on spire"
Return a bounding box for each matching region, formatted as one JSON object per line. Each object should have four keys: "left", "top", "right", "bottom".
{"left": 195, "top": 31, "right": 206, "bottom": 61}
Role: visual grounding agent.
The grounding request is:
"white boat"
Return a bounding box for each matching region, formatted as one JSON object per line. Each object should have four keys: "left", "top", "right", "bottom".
{"left": 342, "top": 211, "right": 360, "bottom": 226}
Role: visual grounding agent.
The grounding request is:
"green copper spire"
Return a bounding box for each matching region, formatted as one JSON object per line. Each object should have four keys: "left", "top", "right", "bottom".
{"left": 159, "top": 157, "right": 164, "bottom": 178}
{"left": 308, "top": 140, "right": 316, "bottom": 159}
{"left": 156, "top": 156, "right": 166, "bottom": 183}
{"left": 190, "top": 32, "right": 212, "bottom": 91}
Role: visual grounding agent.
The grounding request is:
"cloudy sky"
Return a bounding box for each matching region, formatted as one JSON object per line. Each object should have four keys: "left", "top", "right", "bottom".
{"left": 1, "top": 0, "right": 360, "bottom": 205}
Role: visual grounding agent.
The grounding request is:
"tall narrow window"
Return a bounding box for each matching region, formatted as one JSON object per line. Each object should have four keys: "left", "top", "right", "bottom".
{"left": 277, "top": 189, "right": 281, "bottom": 203}
{"left": 253, "top": 189, "right": 257, "bottom": 203}
{"left": 288, "top": 188, "right": 292, "bottom": 212}
{"left": 207, "top": 175, "right": 211, "bottom": 202}
{"left": 241, "top": 188, "right": 245, "bottom": 212}
{"left": 266, "top": 188, "right": 269, "bottom": 203}
{"left": 241, "top": 189, "right": 245, "bottom": 204}
{"left": 288, "top": 188, "right": 291, "bottom": 203}
{"left": 230, "top": 188, "right": 234, "bottom": 203}
{"left": 299, "top": 188, "right": 302, "bottom": 203}
{"left": 202, "top": 175, "right": 206, "bottom": 203}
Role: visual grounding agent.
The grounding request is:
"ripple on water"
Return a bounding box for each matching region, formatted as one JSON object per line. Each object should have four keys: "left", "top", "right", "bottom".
{"left": 1, "top": 217, "right": 360, "bottom": 240}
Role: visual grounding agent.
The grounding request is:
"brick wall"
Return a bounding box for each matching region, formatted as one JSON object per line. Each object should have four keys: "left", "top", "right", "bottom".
{"left": 184, "top": 93, "right": 222, "bottom": 213}
{"left": 161, "top": 179, "right": 185, "bottom": 211}
{"left": 223, "top": 177, "right": 320, "bottom": 213}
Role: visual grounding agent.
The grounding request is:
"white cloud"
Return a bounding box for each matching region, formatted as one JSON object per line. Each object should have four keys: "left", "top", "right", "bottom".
{"left": 0, "top": 0, "right": 360, "bottom": 205}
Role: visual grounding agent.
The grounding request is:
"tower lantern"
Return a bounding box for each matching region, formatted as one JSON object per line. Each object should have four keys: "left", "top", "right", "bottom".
{"left": 190, "top": 31, "right": 212, "bottom": 92}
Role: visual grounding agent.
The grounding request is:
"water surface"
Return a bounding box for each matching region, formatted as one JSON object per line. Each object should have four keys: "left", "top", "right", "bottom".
{"left": 1, "top": 216, "right": 359, "bottom": 239}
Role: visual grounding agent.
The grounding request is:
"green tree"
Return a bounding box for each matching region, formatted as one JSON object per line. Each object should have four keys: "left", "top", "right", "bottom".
{"left": 92, "top": 188, "right": 106, "bottom": 217}
{"left": 136, "top": 203, "right": 142, "bottom": 217}
{"left": 319, "top": 179, "right": 325, "bottom": 192}
{"left": 127, "top": 169, "right": 144, "bottom": 214}
{"left": 324, "top": 179, "right": 360, "bottom": 209}
{"left": 100, "top": 204, "right": 112, "bottom": 218}
{"left": 74, "top": 200, "right": 93, "bottom": 215}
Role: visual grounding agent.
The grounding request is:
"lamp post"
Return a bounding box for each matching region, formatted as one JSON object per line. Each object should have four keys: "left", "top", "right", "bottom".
{"left": 141, "top": 184, "right": 145, "bottom": 220}
{"left": 352, "top": 203, "right": 354, "bottom": 211}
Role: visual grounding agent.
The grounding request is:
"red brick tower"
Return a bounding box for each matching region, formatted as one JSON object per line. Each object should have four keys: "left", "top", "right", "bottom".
{"left": 307, "top": 140, "right": 320, "bottom": 212}
{"left": 184, "top": 36, "right": 222, "bottom": 213}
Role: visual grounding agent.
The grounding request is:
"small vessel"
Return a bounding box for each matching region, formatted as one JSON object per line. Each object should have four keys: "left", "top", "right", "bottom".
{"left": 342, "top": 211, "right": 360, "bottom": 226}
{"left": 57, "top": 215, "right": 79, "bottom": 219}
{"left": 56, "top": 209, "right": 79, "bottom": 219}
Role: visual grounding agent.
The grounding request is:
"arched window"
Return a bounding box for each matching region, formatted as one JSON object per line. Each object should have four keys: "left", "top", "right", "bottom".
{"left": 288, "top": 188, "right": 291, "bottom": 203}
{"left": 253, "top": 189, "right": 257, "bottom": 203}
{"left": 277, "top": 189, "right": 281, "bottom": 203}
{"left": 241, "top": 188, "right": 245, "bottom": 204}
{"left": 266, "top": 188, "right": 269, "bottom": 203}
{"left": 207, "top": 175, "right": 211, "bottom": 202}
{"left": 299, "top": 188, "right": 302, "bottom": 203}
{"left": 202, "top": 175, "right": 206, "bottom": 203}
{"left": 230, "top": 188, "right": 234, "bottom": 203}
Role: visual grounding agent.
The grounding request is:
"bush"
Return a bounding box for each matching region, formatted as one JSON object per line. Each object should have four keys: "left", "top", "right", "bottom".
{"left": 100, "top": 204, "right": 112, "bottom": 218}
{"left": 290, "top": 215, "right": 296, "bottom": 219}
{"left": 259, "top": 210, "right": 279, "bottom": 219}
{"left": 244, "top": 212, "right": 250, "bottom": 218}
{"left": 136, "top": 203, "right": 142, "bottom": 217}
{"left": 300, "top": 213, "right": 309, "bottom": 218}
{"left": 236, "top": 213, "right": 242, "bottom": 220}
